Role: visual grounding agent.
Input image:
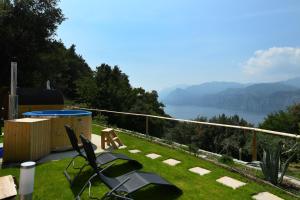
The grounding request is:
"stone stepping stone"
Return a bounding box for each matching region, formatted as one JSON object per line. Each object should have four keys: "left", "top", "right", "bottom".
{"left": 284, "top": 176, "right": 300, "bottom": 187}
{"left": 189, "top": 167, "right": 211, "bottom": 176}
{"left": 129, "top": 149, "right": 141, "bottom": 154}
{"left": 252, "top": 192, "right": 284, "bottom": 200}
{"left": 216, "top": 176, "right": 246, "bottom": 189}
{"left": 163, "top": 158, "right": 181, "bottom": 166}
{"left": 146, "top": 153, "right": 161, "bottom": 159}
{"left": 199, "top": 155, "right": 207, "bottom": 159}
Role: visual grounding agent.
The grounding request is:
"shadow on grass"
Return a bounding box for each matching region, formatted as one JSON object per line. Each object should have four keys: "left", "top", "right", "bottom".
{"left": 132, "top": 185, "right": 182, "bottom": 200}
{"left": 68, "top": 161, "right": 182, "bottom": 200}
{"left": 69, "top": 168, "right": 102, "bottom": 198}
{"left": 69, "top": 161, "right": 143, "bottom": 197}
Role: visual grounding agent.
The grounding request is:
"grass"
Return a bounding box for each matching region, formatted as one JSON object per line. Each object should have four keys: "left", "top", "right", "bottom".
{"left": 287, "top": 163, "right": 300, "bottom": 180}
{"left": 0, "top": 124, "right": 298, "bottom": 199}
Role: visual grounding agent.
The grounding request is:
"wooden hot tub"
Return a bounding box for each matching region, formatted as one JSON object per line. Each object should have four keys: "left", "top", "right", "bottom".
{"left": 23, "top": 110, "right": 92, "bottom": 151}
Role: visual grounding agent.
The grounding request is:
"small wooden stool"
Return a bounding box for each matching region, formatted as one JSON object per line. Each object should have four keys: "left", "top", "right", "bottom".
{"left": 101, "top": 128, "right": 123, "bottom": 149}
{"left": 0, "top": 175, "right": 17, "bottom": 200}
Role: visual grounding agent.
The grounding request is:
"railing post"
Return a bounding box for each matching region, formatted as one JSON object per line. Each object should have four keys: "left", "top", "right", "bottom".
{"left": 145, "top": 116, "right": 149, "bottom": 137}
{"left": 239, "top": 148, "right": 242, "bottom": 161}
{"left": 252, "top": 131, "right": 257, "bottom": 161}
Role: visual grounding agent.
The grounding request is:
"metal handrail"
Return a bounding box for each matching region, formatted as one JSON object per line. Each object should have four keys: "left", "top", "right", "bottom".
{"left": 73, "top": 107, "right": 300, "bottom": 139}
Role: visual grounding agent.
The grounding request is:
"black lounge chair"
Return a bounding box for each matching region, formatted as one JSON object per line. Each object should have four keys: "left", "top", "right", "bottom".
{"left": 76, "top": 134, "right": 181, "bottom": 200}
{"left": 63, "top": 125, "right": 142, "bottom": 186}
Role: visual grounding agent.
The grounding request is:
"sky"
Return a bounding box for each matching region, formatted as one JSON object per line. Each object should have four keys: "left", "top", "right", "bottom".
{"left": 57, "top": 0, "right": 300, "bottom": 91}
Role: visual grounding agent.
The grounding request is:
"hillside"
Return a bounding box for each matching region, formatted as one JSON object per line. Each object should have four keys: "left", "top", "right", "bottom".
{"left": 163, "top": 82, "right": 245, "bottom": 105}
{"left": 161, "top": 78, "right": 300, "bottom": 113}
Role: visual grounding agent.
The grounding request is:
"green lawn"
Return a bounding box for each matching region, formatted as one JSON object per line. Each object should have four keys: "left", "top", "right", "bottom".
{"left": 287, "top": 163, "right": 300, "bottom": 180}
{"left": 0, "top": 124, "right": 298, "bottom": 199}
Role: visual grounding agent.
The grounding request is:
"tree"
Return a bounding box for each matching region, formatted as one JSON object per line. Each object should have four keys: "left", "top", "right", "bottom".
{"left": 38, "top": 42, "right": 92, "bottom": 98}
{"left": 126, "top": 88, "right": 167, "bottom": 137}
{"left": 260, "top": 104, "right": 300, "bottom": 134}
{"left": 0, "top": 0, "right": 64, "bottom": 87}
{"left": 259, "top": 104, "right": 300, "bottom": 162}
{"left": 0, "top": 1, "right": 92, "bottom": 99}
{"left": 88, "top": 64, "right": 133, "bottom": 111}
{"left": 76, "top": 64, "right": 169, "bottom": 137}
{"left": 166, "top": 114, "right": 254, "bottom": 161}
{"left": 76, "top": 75, "right": 97, "bottom": 106}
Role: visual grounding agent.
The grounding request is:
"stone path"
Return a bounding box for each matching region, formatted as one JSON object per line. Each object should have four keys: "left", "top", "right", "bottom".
{"left": 199, "top": 155, "right": 207, "bottom": 159}
{"left": 163, "top": 158, "right": 181, "bottom": 166}
{"left": 146, "top": 153, "right": 161, "bottom": 159}
{"left": 123, "top": 147, "right": 286, "bottom": 200}
{"left": 189, "top": 167, "right": 211, "bottom": 176}
{"left": 128, "top": 149, "right": 141, "bottom": 154}
{"left": 252, "top": 192, "right": 284, "bottom": 200}
{"left": 216, "top": 176, "right": 246, "bottom": 189}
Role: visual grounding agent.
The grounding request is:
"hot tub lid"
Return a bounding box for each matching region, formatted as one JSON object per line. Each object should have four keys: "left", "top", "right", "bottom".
{"left": 23, "top": 110, "right": 92, "bottom": 117}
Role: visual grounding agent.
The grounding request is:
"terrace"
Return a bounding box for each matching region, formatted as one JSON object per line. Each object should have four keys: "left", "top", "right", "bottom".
{"left": 0, "top": 119, "right": 299, "bottom": 199}
{"left": 1, "top": 1, "right": 300, "bottom": 199}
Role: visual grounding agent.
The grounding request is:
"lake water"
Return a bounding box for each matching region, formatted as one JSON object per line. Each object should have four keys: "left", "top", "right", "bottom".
{"left": 164, "top": 105, "right": 268, "bottom": 126}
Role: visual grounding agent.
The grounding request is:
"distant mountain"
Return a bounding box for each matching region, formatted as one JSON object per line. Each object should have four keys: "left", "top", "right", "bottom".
{"left": 158, "top": 84, "right": 187, "bottom": 101}
{"left": 200, "top": 83, "right": 300, "bottom": 113}
{"left": 162, "top": 88, "right": 190, "bottom": 105}
{"left": 280, "top": 77, "right": 300, "bottom": 88}
{"left": 163, "top": 81, "right": 245, "bottom": 105}
{"left": 185, "top": 81, "right": 244, "bottom": 96}
{"left": 161, "top": 77, "right": 300, "bottom": 113}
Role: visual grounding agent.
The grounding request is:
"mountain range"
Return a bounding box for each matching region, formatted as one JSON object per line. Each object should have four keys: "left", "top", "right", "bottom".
{"left": 160, "top": 77, "right": 300, "bottom": 113}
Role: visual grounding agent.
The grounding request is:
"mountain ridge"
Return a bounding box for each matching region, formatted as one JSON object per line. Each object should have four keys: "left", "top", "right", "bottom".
{"left": 160, "top": 77, "right": 300, "bottom": 113}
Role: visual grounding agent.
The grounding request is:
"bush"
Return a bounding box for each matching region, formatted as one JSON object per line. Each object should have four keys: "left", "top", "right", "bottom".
{"left": 260, "top": 142, "right": 298, "bottom": 185}
{"left": 94, "top": 114, "right": 108, "bottom": 125}
{"left": 218, "top": 154, "right": 234, "bottom": 165}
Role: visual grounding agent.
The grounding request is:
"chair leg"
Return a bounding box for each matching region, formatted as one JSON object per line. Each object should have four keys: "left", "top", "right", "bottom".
{"left": 66, "top": 155, "right": 79, "bottom": 171}
{"left": 75, "top": 173, "right": 97, "bottom": 200}
{"left": 70, "top": 163, "right": 88, "bottom": 187}
{"left": 103, "top": 177, "right": 132, "bottom": 200}
{"left": 64, "top": 155, "right": 88, "bottom": 186}
{"left": 64, "top": 156, "right": 79, "bottom": 184}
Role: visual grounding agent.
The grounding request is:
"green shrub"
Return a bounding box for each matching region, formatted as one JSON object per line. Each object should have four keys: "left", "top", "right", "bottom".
{"left": 260, "top": 142, "right": 298, "bottom": 185}
{"left": 218, "top": 154, "right": 234, "bottom": 165}
{"left": 94, "top": 114, "right": 108, "bottom": 125}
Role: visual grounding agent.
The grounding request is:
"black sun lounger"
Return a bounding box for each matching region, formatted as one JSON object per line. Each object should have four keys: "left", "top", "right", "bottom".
{"left": 63, "top": 125, "right": 142, "bottom": 186}
{"left": 76, "top": 134, "right": 181, "bottom": 200}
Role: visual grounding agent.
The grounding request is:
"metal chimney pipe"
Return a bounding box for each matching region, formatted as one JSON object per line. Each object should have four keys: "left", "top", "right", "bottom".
{"left": 11, "top": 58, "right": 17, "bottom": 95}
{"left": 8, "top": 57, "right": 18, "bottom": 119}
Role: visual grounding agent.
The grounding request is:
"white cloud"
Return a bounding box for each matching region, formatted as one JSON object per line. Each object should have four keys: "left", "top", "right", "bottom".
{"left": 242, "top": 47, "right": 300, "bottom": 82}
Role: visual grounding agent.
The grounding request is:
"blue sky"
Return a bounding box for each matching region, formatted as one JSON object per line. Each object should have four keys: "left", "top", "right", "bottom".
{"left": 57, "top": 0, "right": 300, "bottom": 91}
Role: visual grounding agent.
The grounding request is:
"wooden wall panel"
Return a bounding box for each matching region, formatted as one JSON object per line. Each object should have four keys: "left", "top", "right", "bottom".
{"left": 49, "top": 116, "right": 91, "bottom": 151}
{"left": 3, "top": 118, "right": 51, "bottom": 163}
{"left": 3, "top": 115, "right": 92, "bottom": 161}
